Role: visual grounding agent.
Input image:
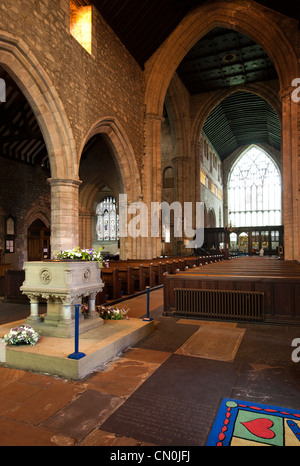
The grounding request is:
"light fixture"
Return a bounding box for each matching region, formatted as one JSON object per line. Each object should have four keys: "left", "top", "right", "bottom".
{"left": 222, "top": 53, "right": 236, "bottom": 64}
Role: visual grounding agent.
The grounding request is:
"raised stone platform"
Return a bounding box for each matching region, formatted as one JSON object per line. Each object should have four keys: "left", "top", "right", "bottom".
{"left": 0, "top": 318, "right": 154, "bottom": 380}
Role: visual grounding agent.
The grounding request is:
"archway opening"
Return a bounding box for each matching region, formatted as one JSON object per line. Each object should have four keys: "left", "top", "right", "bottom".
{"left": 28, "top": 219, "right": 51, "bottom": 262}
{"left": 79, "top": 134, "right": 123, "bottom": 259}
{"left": 161, "top": 25, "right": 281, "bottom": 256}
{"left": 0, "top": 65, "right": 51, "bottom": 271}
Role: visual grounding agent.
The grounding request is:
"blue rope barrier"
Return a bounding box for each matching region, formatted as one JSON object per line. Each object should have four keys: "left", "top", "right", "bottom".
{"left": 143, "top": 286, "right": 153, "bottom": 321}
{"left": 68, "top": 304, "right": 86, "bottom": 360}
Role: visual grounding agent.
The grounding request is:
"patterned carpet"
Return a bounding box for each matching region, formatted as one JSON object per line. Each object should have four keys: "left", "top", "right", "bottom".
{"left": 206, "top": 398, "right": 300, "bottom": 446}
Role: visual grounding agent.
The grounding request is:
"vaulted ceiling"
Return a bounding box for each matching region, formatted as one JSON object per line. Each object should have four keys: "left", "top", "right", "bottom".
{"left": 94, "top": 0, "right": 289, "bottom": 160}
{"left": 202, "top": 91, "right": 281, "bottom": 160}
{"left": 176, "top": 27, "right": 281, "bottom": 160}
{"left": 1, "top": 1, "right": 295, "bottom": 169}
{"left": 92, "top": 0, "right": 299, "bottom": 68}
{"left": 176, "top": 27, "right": 278, "bottom": 94}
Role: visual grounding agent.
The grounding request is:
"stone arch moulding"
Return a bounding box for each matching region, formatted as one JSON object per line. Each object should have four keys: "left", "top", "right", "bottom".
{"left": 79, "top": 117, "right": 143, "bottom": 259}
{"left": 19, "top": 206, "right": 51, "bottom": 263}
{"left": 79, "top": 116, "right": 142, "bottom": 205}
{"left": 23, "top": 206, "right": 51, "bottom": 233}
{"left": 0, "top": 31, "right": 77, "bottom": 180}
{"left": 144, "top": 0, "right": 298, "bottom": 116}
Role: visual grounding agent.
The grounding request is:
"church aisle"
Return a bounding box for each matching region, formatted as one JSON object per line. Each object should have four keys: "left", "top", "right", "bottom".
{"left": 0, "top": 288, "right": 299, "bottom": 446}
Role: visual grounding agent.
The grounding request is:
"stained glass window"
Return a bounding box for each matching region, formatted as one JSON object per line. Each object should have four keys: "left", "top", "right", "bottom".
{"left": 228, "top": 147, "right": 281, "bottom": 227}
{"left": 96, "top": 197, "right": 119, "bottom": 241}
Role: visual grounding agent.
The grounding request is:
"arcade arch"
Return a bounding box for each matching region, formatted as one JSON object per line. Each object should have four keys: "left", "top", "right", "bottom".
{"left": 143, "top": 1, "right": 298, "bottom": 259}
{"left": 78, "top": 117, "right": 142, "bottom": 259}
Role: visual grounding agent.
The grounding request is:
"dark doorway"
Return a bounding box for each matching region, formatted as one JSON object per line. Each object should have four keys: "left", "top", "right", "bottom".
{"left": 28, "top": 219, "right": 51, "bottom": 261}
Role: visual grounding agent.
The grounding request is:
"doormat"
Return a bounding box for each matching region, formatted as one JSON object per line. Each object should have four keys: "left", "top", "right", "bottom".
{"left": 206, "top": 398, "right": 300, "bottom": 446}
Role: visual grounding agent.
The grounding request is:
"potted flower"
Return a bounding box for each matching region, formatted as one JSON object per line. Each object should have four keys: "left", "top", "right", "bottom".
{"left": 2, "top": 325, "right": 39, "bottom": 346}
{"left": 96, "top": 305, "right": 129, "bottom": 320}
{"left": 52, "top": 247, "right": 109, "bottom": 268}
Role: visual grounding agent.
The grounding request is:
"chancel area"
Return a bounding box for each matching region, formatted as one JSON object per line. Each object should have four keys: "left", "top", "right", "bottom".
{"left": 0, "top": 0, "right": 299, "bottom": 447}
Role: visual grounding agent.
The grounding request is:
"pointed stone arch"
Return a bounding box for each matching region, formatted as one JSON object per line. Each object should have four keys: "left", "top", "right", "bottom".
{"left": 0, "top": 31, "right": 77, "bottom": 179}
{"left": 144, "top": 1, "right": 297, "bottom": 116}
{"left": 143, "top": 1, "right": 299, "bottom": 259}
{"left": 79, "top": 117, "right": 142, "bottom": 259}
{"left": 80, "top": 116, "right": 142, "bottom": 205}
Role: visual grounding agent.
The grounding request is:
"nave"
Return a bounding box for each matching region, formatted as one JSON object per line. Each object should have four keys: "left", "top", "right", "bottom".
{"left": 0, "top": 285, "right": 299, "bottom": 446}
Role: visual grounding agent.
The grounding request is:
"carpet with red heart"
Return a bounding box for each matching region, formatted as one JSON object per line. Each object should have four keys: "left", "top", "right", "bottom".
{"left": 206, "top": 398, "right": 300, "bottom": 446}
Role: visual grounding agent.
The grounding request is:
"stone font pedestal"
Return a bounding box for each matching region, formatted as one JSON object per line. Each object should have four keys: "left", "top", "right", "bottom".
{"left": 20, "top": 260, "right": 104, "bottom": 338}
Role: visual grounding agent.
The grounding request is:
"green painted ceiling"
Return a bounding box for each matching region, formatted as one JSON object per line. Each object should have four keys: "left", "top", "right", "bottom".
{"left": 175, "top": 27, "right": 281, "bottom": 160}
{"left": 176, "top": 27, "right": 277, "bottom": 94}
{"left": 202, "top": 91, "right": 281, "bottom": 160}
{"left": 95, "top": 2, "right": 285, "bottom": 161}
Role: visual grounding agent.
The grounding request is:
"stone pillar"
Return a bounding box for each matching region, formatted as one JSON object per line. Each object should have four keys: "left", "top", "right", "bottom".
{"left": 27, "top": 294, "right": 42, "bottom": 323}
{"left": 87, "top": 291, "right": 98, "bottom": 319}
{"left": 79, "top": 212, "right": 92, "bottom": 249}
{"left": 281, "top": 88, "right": 299, "bottom": 260}
{"left": 142, "top": 113, "right": 164, "bottom": 259}
{"left": 49, "top": 178, "right": 82, "bottom": 255}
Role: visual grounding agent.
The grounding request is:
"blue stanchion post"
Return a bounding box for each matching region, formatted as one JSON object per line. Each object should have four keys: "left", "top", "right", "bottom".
{"left": 143, "top": 286, "right": 153, "bottom": 321}
{"left": 68, "top": 304, "right": 86, "bottom": 360}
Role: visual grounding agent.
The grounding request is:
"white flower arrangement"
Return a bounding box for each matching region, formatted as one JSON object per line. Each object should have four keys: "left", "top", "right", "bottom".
{"left": 52, "top": 247, "right": 109, "bottom": 268}
{"left": 3, "top": 325, "right": 39, "bottom": 346}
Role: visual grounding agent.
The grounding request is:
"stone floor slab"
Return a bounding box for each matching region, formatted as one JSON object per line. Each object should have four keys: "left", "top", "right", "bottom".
{"left": 79, "top": 429, "right": 152, "bottom": 446}
{"left": 0, "top": 381, "right": 43, "bottom": 415}
{"left": 124, "top": 347, "right": 171, "bottom": 365}
{"left": 6, "top": 379, "right": 85, "bottom": 424}
{"left": 0, "top": 417, "right": 75, "bottom": 446}
{"left": 85, "top": 359, "right": 160, "bottom": 397}
{"left": 42, "top": 389, "right": 123, "bottom": 441}
{"left": 175, "top": 326, "right": 246, "bottom": 362}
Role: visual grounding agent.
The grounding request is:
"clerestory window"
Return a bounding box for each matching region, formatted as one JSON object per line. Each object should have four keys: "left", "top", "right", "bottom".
{"left": 70, "top": 0, "right": 93, "bottom": 55}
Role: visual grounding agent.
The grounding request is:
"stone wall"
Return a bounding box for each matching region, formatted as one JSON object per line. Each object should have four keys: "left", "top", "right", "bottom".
{"left": 0, "top": 159, "right": 50, "bottom": 269}
{"left": 0, "top": 0, "right": 145, "bottom": 172}
{"left": 199, "top": 134, "right": 223, "bottom": 228}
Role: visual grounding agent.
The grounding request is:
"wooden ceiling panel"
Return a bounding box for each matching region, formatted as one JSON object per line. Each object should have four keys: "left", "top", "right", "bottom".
{"left": 202, "top": 91, "right": 281, "bottom": 160}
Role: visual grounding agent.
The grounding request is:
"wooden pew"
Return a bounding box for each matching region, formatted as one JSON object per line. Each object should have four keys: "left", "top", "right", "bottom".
{"left": 100, "top": 267, "right": 121, "bottom": 300}
{"left": 163, "top": 257, "right": 300, "bottom": 321}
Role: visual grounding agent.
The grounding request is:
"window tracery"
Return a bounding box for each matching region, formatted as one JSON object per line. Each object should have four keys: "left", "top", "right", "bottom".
{"left": 228, "top": 147, "right": 281, "bottom": 227}
{"left": 96, "top": 197, "right": 119, "bottom": 241}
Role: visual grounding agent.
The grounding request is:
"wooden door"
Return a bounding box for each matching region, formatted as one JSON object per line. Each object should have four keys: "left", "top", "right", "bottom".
{"left": 28, "top": 219, "right": 51, "bottom": 261}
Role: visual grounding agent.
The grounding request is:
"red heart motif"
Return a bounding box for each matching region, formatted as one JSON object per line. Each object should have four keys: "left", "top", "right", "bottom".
{"left": 241, "top": 418, "right": 275, "bottom": 439}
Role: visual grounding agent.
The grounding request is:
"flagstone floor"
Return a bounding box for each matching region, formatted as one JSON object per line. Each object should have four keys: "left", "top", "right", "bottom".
{"left": 0, "top": 288, "right": 299, "bottom": 447}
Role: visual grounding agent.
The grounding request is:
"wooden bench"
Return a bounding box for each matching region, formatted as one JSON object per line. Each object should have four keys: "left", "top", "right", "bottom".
{"left": 163, "top": 257, "right": 300, "bottom": 322}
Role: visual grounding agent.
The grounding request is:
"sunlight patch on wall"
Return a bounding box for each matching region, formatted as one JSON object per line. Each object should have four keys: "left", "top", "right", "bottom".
{"left": 70, "top": 1, "right": 92, "bottom": 55}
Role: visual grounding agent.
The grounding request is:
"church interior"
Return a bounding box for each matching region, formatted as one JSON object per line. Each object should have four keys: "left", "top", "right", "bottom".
{"left": 0, "top": 0, "right": 299, "bottom": 447}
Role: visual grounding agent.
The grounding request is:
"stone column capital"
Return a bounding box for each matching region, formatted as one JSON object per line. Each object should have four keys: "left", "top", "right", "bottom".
{"left": 279, "top": 86, "right": 294, "bottom": 101}
{"left": 48, "top": 177, "right": 82, "bottom": 188}
{"left": 145, "top": 112, "right": 164, "bottom": 123}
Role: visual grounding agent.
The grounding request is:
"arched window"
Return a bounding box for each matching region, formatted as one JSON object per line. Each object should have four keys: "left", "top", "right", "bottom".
{"left": 228, "top": 147, "right": 281, "bottom": 227}
{"left": 163, "top": 166, "right": 174, "bottom": 188}
{"left": 96, "top": 197, "right": 119, "bottom": 241}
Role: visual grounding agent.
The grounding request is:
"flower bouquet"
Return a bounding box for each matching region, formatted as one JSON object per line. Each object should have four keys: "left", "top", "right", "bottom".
{"left": 52, "top": 247, "right": 109, "bottom": 268}
{"left": 3, "top": 325, "right": 39, "bottom": 346}
{"left": 97, "top": 305, "right": 129, "bottom": 320}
